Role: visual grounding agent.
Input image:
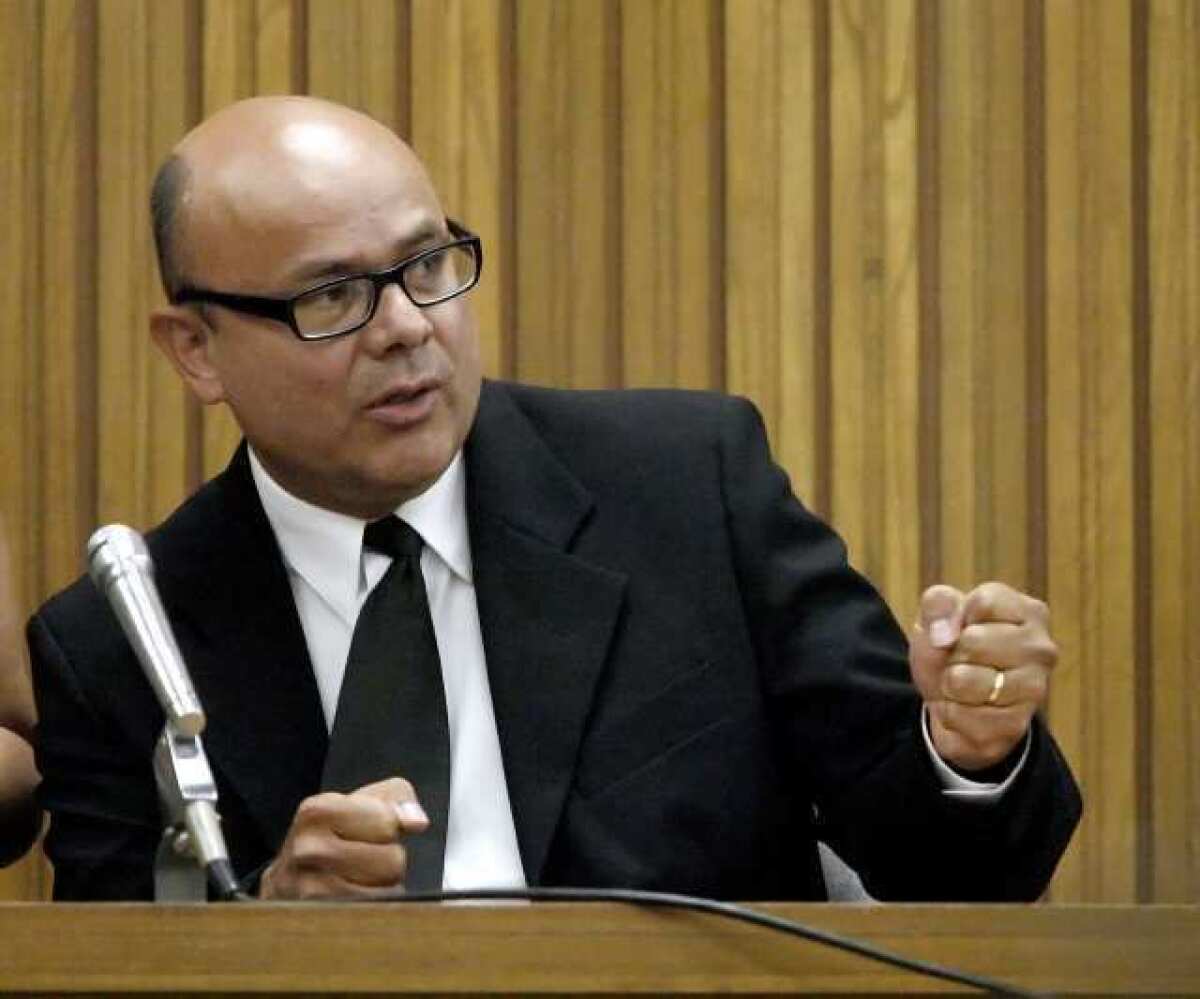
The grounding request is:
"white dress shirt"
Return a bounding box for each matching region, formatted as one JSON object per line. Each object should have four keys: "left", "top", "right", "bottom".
{"left": 248, "top": 446, "right": 1016, "bottom": 895}
{"left": 248, "top": 447, "right": 526, "bottom": 891}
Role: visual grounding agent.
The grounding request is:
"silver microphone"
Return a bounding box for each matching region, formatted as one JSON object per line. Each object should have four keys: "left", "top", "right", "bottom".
{"left": 86, "top": 524, "right": 239, "bottom": 900}
{"left": 87, "top": 524, "right": 205, "bottom": 737}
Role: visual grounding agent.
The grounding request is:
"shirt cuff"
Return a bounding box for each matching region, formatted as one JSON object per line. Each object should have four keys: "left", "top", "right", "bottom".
{"left": 920, "top": 704, "right": 1031, "bottom": 803}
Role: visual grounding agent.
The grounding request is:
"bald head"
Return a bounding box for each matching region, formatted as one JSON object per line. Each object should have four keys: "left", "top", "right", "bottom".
{"left": 150, "top": 97, "right": 434, "bottom": 298}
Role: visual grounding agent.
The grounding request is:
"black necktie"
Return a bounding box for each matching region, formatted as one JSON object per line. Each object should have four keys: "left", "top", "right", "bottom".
{"left": 320, "top": 516, "right": 450, "bottom": 892}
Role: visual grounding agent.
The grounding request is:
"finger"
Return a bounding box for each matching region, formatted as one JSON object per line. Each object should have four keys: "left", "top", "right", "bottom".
{"left": 917, "top": 585, "right": 966, "bottom": 649}
{"left": 326, "top": 838, "right": 410, "bottom": 888}
{"left": 962, "top": 581, "right": 1047, "bottom": 627}
{"left": 356, "top": 777, "right": 430, "bottom": 835}
{"left": 928, "top": 700, "right": 1034, "bottom": 770}
{"left": 940, "top": 662, "right": 1050, "bottom": 708}
{"left": 292, "top": 792, "right": 405, "bottom": 845}
{"left": 946, "top": 621, "right": 1059, "bottom": 671}
{"left": 263, "top": 864, "right": 404, "bottom": 901}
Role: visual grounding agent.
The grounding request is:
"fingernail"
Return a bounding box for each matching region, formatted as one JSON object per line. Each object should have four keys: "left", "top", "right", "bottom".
{"left": 394, "top": 801, "right": 428, "bottom": 826}
{"left": 929, "top": 618, "right": 955, "bottom": 649}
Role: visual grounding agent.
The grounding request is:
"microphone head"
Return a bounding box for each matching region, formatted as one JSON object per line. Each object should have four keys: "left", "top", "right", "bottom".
{"left": 88, "top": 524, "right": 154, "bottom": 592}
{"left": 85, "top": 523, "right": 206, "bottom": 738}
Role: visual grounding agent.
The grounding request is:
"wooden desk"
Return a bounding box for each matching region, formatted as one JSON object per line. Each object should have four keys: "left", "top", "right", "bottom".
{"left": 0, "top": 901, "right": 1195, "bottom": 996}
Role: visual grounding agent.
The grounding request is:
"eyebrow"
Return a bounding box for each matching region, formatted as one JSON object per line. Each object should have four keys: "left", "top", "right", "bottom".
{"left": 285, "top": 220, "right": 449, "bottom": 289}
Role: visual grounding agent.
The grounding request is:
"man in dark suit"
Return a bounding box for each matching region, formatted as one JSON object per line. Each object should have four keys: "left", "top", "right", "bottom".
{"left": 29, "top": 96, "right": 1080, "bottom": 902}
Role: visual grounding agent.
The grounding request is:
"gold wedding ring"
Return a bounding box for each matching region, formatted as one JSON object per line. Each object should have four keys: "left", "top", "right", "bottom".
{"left": 986, "top": 669, "right": 1005, "bottom": 706}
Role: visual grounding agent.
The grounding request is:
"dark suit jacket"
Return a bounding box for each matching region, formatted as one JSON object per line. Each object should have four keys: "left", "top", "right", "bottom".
{"left": 29, "top": 381, "right": 1081, "bottom": 901}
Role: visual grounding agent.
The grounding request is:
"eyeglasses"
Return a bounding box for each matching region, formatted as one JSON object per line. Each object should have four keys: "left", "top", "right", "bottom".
{"left": 172, "top": 219, "right": 483, "bottom": 341}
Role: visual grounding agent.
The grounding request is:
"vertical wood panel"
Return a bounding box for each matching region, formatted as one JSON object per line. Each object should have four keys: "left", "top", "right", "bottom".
{"left": 1148, "top": 0, "right": 1200, "bottom": 903}
{"left": 96, "top": 0, "right": 195, "bottom": 532}
{"left": 725, "top": 0, "right": 826, "bottom": 513}
{"left": 1043, "top": 1, "right": 1138, "bottom": 903}
{"left": 515, "top": 0, "right": 619, "bottom": 388}
{"left": 39, "top": 0, "right": 96, "bottom": 597}
{"left": 2, "top": 0, "right": 1199, "bottom": 905}
{"left": 936, "top": 2, "right": 1031, "bottom": 595}
{"left": 621, "top": 0, "right": 720, "bottom": 392}
{"left": 307, "top": 0, "right": 405, "bottom": 129}
{"left": 725, "top": 0, "right": 783, "bottom": 449}
{"left": 827, "top": 0, "right": 920, "bottom": 623}
{"left": 0, "top": 0, "right": 44, "bottom": 904}
{"left": 200, "top": 0, "right": 257, "bottom": 480}
{"left": 410, "top": 0, "right": 510, "bottom": 378}
{"left": 256, "top": 0, "right": 305, "bottom": 95}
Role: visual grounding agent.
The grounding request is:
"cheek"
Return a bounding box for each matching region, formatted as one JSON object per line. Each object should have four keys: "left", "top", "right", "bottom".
{"left": 218, "top": 335, "right": 351, "bottom": 428}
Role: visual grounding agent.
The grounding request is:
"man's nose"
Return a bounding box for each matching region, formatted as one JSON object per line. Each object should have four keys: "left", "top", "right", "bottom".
{"left": 360, "top": 280, "right": 433, "bottom": 354}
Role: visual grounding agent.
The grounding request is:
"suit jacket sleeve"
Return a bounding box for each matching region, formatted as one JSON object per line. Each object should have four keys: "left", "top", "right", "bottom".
{"left": 28, "top": 605, "right": 161, "bottom": 900}
{"left": 717, "top": 394, "right": 1081, "bottom": 900}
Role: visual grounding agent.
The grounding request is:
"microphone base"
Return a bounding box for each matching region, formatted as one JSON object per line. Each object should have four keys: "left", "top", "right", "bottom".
{"left": 154, "top": 826, "right": 207, "bottom": 902}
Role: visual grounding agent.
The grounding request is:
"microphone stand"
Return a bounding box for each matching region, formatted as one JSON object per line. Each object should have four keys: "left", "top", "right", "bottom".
{"left": 151, "top": 723, "right": 236, "bottom": 902}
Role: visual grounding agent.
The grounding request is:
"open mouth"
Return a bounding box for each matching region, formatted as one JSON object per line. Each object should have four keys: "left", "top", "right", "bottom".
{"left": 366, "top": 381, "right": 440, "bottom": 426}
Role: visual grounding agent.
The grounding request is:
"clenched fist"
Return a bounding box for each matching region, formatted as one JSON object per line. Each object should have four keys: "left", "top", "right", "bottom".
{"left": 909, "top": 582, "right": 1057, "bottom": 772}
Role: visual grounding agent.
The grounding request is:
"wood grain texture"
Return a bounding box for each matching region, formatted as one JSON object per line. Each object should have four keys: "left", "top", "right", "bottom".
{"left": 0, "top": 0, "right": 47, "bottom": 905}
{"left": 827, "top": 0, "right": 921, "bottom": 624}
{"left": 0, "top": 902, "right": 1197, "bottom": 996}
{"left": 621, "top": 0, "right": 720, "bottom": 392}
{"left": 725, "top": 0, "right": 824, "bottom": 509}
{"left": 38, "top": 0, "right": 96, "bottom": 598}
{"left": 935, "top": 1, "right": 1031, "bottom": 596}
{"left": 2, "top": 0, "right": 1198, "bottom": 907}
{"left": 1147, "top": 0, "right": 1200, "bottom": 904}
{"left": 410, "top": 0, "right": 510, "bottom": 378}
{"left": 1043, "top": 0, "right": 1138, "bottom": 903}
{"left": 200, "top": 0, "right": 256, "bottom": 480}
{"left": 96, "top": 0, "right": 194, "bottom": 532}
{"left": 307, "top": 0, "right": 404, "bottom": 127}
{"left": 514, "top": 0, "right": 619, "bottom": 388}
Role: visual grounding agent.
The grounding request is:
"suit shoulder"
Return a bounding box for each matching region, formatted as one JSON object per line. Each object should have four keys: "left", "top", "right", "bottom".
{"left": 489, "top": 381, "right": 762, "bottom": 451}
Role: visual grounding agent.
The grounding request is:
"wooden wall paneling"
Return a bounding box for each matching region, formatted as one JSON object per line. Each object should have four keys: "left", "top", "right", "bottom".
{"left": 514, "top": 0, "right": 619, "bottom": 388}
{"left": 38, "top": 0, "right": 96, "bottom": 599}
{"left": 255, "top": 0, "right": 304, "bottom": 96}
{"left": 0, "top": 0, "right": 41, "bottom": 609}
{"left": 724, "top": 0, "right": 782, "bottom": 454}
{"left": 0, "top": 0, "right": 44, "bottom": 905}
{"left": 1148, "top": 0, "right": 1200, "bottom": 903}
{"left": 1043, "top": 0, "right": 1138, "bottom": 903}
{"left": 307, "top": 0, "right": 405, "bottom": 130}
{"left": 827, "top": 0, "right": 920, "bottom": 622}
{"left": 199, "top": 0, "right": 257, "bottom": 481}
{"left": 410, "top": 0, "right": 511, "bottom": 379}
{"left": 935, "top": 1, "right": 1031, "bottom": 598}
{"left": 878, "top": 0, "right": 920, "bottom": 629}
{"left": 724, "top": 0, "right": 824, "bottom": 511}
{"left": 620, "top": 0, "right": 720, "bottom": 392}
{"left": 96, "top": 0, "right": 195, "bottom": 533}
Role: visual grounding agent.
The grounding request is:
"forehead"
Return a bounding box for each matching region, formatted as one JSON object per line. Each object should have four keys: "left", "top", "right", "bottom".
{"left": 181, "top": 118, "right": 445, "bottom": 290}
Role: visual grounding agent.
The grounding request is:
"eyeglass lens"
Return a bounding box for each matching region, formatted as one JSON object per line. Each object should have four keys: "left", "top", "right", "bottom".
{"left": 292, "top": 243, "right": 477, "bottom": 338}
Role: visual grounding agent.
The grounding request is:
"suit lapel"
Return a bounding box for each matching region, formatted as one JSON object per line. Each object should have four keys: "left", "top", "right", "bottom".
{"left": 466, "top": 384, "right": 627, "bottom": 883}
{"left": 153, "top": 445, "right": 328, "bottom": 853}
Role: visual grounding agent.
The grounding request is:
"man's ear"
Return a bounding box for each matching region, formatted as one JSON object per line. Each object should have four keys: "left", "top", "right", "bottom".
{"left": 149, "top": 305, "right": 226, "bottom": 405}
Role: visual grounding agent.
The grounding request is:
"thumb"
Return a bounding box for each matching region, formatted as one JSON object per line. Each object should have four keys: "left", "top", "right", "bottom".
{"left": 918, "top": 584, "right": 965, "bottom": 650}
{"left": 908, "top": 585, "right": 965, "bottom": 700}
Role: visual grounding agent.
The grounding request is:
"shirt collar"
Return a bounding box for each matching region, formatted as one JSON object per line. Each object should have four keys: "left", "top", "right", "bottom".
{"left": 248, "top": 447, "right": 473, "bottom": 625}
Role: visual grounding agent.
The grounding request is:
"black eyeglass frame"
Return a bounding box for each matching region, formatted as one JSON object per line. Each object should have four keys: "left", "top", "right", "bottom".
{"left": 171, "top": 218, "right": 483, "bottom": 341}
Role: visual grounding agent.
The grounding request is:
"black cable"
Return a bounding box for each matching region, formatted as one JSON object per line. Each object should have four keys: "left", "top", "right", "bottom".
{"left": 219, "top": 880, "right": 1048, "bottom": 996}
{"left": 355, "top": 886, "right": 1051, "bottom": 998}
{"left": 207, "top": 858, "right": 253, "bottom": 902}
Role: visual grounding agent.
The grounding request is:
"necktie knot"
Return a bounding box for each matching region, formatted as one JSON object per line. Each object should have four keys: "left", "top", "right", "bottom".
{"left": 363, "top": 516, "right": 424, "bottom": 561}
